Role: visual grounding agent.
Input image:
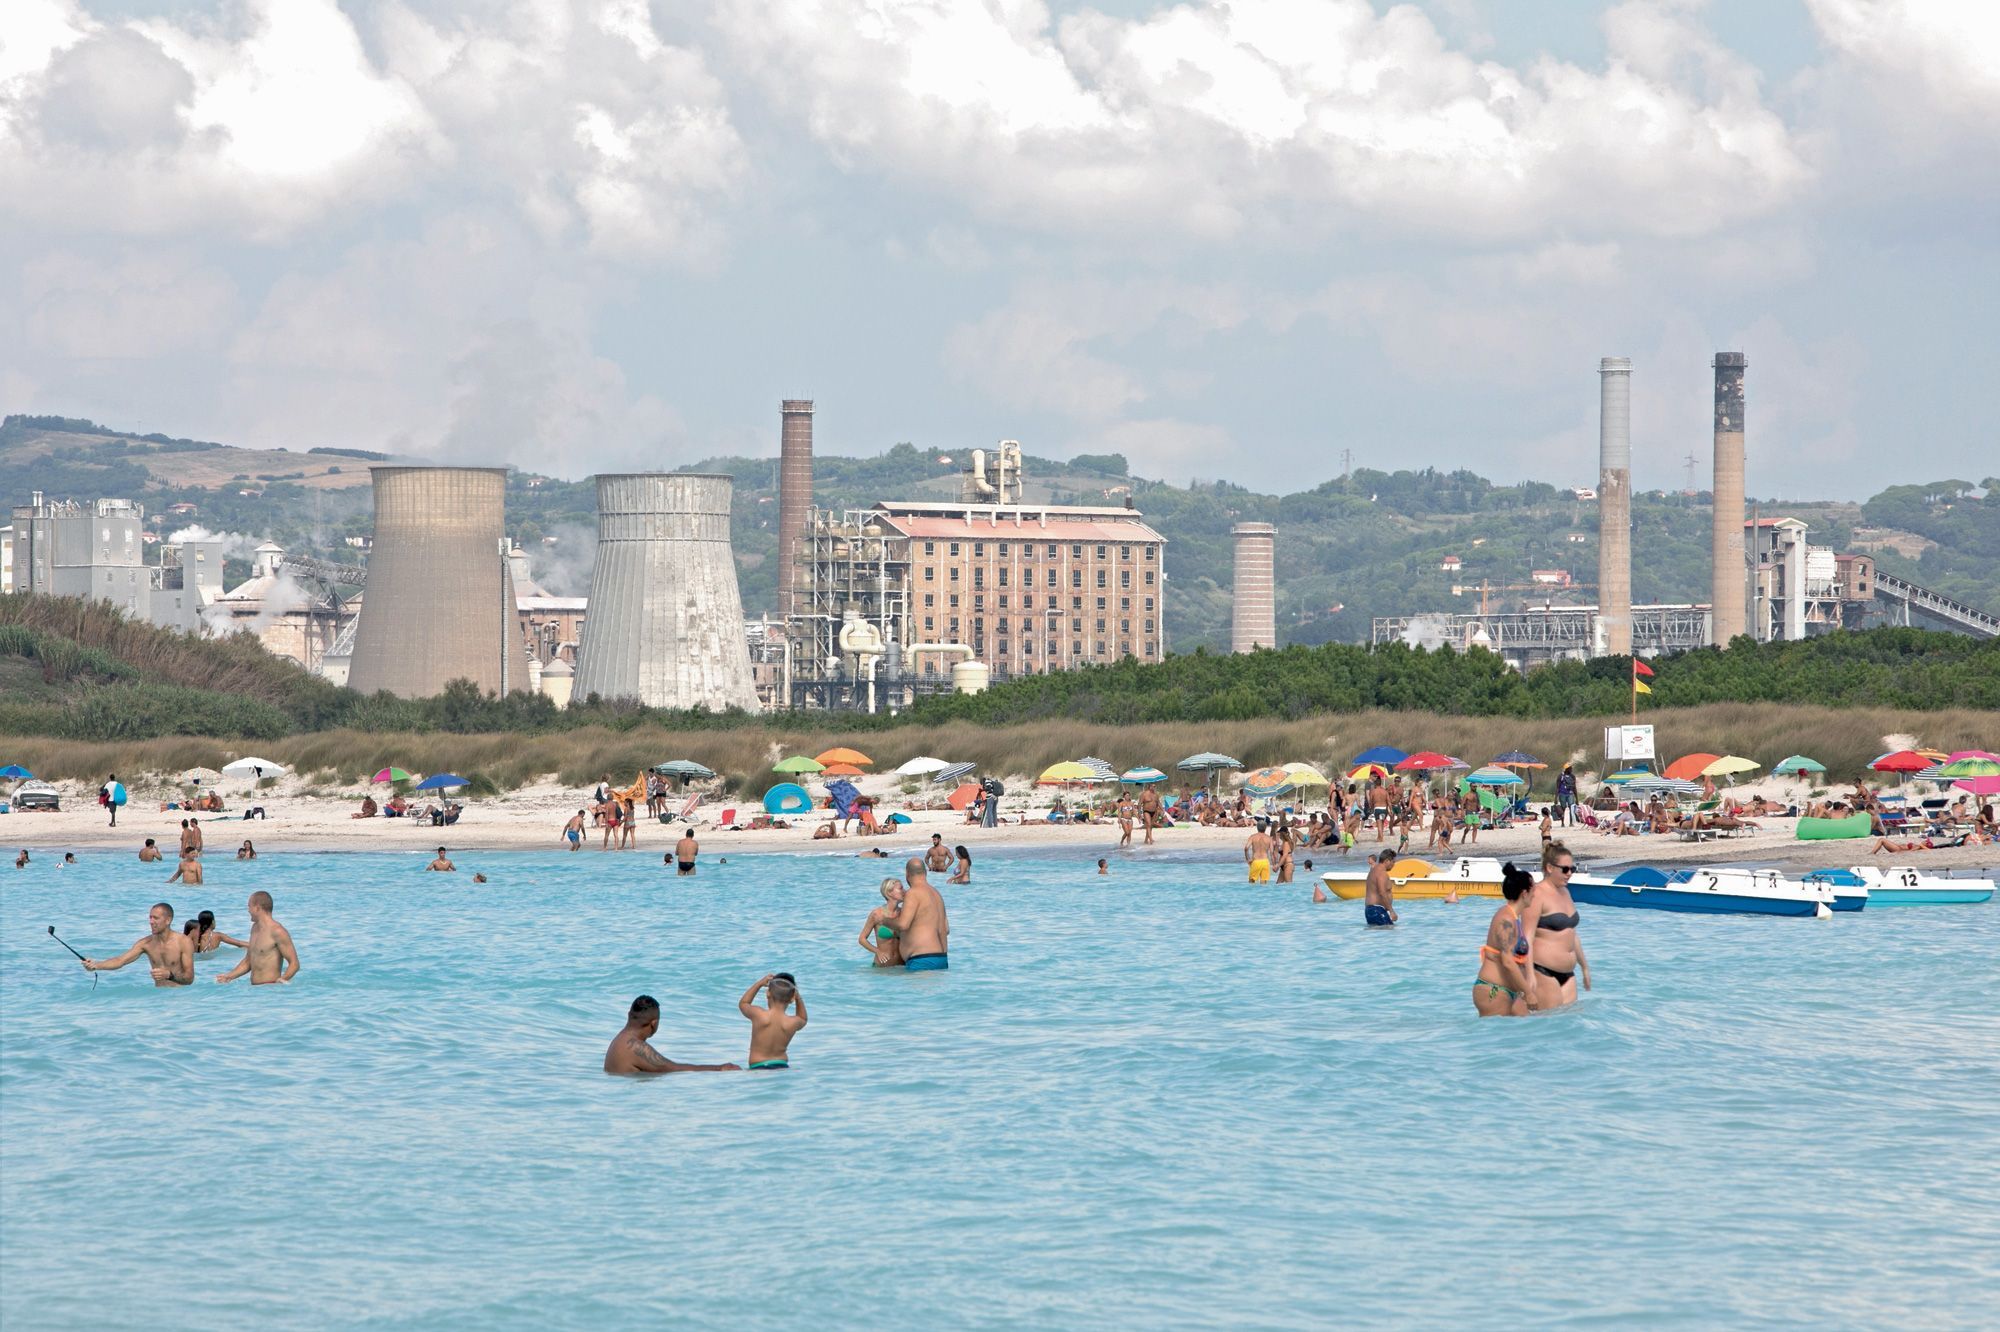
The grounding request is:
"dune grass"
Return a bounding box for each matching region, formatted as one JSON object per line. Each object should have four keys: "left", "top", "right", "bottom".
{"left": 5, "top": 703, "right": 1992, "bottom": 799}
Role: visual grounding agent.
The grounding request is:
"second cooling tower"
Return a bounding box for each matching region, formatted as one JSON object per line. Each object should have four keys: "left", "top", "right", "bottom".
{"left": 571, "top": 473, "right": 760, "bottom": 712}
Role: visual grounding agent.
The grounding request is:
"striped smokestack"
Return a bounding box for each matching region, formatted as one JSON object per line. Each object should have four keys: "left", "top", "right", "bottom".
{"left": 1711, "top": 353, "right": 1747, "bottom": 645}
{"left": 1230, "top": 522, "right": 1276, "bottom": 652}
{"left": 777, "top": 400, "right": 813, "bottom": 618}
{"left": 1597, "top": 358, "right": 1633, "bottom": 657}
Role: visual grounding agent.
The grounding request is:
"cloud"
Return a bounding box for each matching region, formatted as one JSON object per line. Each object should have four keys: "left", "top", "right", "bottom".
{"left": 22, "top": 249, "right": 238, "bottom": 358}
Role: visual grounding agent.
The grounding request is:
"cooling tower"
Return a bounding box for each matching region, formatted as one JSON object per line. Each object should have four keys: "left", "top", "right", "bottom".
{"left": 1597, "top": 358, "right": 1633, "bottom": 657}
{"left": 1711, "top": 353, "right": 1748, "bottom": 645}
{"left": 347, "top": 467, "right": 516, "bottom": 698}
{"left": 777, "top": 400, "right": 813, "bottom": 617}
{"left": 571, "top": 473, "right": 760, "bottom": 711}
{"left": 1230, "top": 522, "right": 1276, "bottom": 653}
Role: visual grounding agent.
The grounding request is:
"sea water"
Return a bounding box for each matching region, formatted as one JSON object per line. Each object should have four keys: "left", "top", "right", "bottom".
{"left": 2, "top": 849, "right": 1995, "bottom": 1329}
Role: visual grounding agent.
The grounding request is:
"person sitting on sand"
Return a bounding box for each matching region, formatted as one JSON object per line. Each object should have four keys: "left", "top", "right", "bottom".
{"left": 385, "top": 794, "right": 408, "bottom": 817}
{"left": 428, "top": 847, "right": 456, "bottom": 871}
{"left": 859, "top": 878, "right": 905, "bottom": 966}
{"left": 739, "top": 973, "right": 807, "bottom": 1070}
{"left": 812, "top": 820, "right": 838, "bottom": 840}
{"left": 603, "top": 995, "right": 739, "bottom": 1074}
{"left": 354, "top": 795, "right": 378, "bottom": 819}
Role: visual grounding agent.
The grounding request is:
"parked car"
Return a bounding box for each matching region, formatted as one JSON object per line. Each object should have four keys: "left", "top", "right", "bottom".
{"left": 11, "top": 781, "right": 60, "bottom": 811}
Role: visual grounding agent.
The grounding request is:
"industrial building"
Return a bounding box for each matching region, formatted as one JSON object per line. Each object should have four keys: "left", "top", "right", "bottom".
{"left": 783, "top": 444, "right": 1167, "bottom": 711}
{"left": 1230, "top": 523, "right": 1276, "bottom": 652}
{"left": 204, "top": 542, "right": 354, "bottom": 673}
{"left": 1372, "top": 604, "right": 1713, "bottom": 668}
{"left": 6, "top": 492, "right": 226, "bottom": 632}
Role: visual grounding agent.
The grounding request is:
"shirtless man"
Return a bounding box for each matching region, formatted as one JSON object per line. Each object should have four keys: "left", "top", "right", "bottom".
{"left": 560, "top": 810, "right": 586, "bottom": 852}
{"left": 213, "top": 892, "right": 299, "bottom": 984}
{"left": 1139, "top": 785, "right": 1162, "bottom": 845}
{"left": 599, "top": 796, "right": 621, "bottom": 851}
{"left": 898, "top": 858, "right": 951, "bottom": 971}
{"left": 167, "top": 851, "right": 203, "bottom": 885}
{"left": 1363, "top": 850, "right": 1398, "bottom": 927}
{"left": 82, "top": 902, "right": 194, "bottom": 986}
{"left": 739, "top": 973, "right": 808, "bottom": 1070}
{"left": 177, "top": 818, "right": 199, "bottom": 860}
{"left": 603, "top": 995, "right": 740, "bottom": 1074}
{"left": 675, "top": 830, "right": 699, "bottom": 877}
{"left": 138, "top": 839, "right": 163, "bottom": 863}
{"left": 428, "top": 847, "right": 456, "bottom": 872}
{"left": 924, "top": 834, "right": 952, "bottom": 873}
{"left": 1244, "top": 826, "right": 1274, "bottom": 884}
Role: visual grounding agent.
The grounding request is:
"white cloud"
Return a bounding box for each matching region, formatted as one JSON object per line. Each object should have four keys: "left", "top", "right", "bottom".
{"left": 22, "top": 249, "right": 238, "bottom": 358}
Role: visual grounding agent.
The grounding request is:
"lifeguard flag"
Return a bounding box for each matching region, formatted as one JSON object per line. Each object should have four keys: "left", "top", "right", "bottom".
{"left": 1632, "top": 659, "right": 1655, "bottom": 677}
{"left": 1633, "top": 680, "right": 1652, "bottom": 695}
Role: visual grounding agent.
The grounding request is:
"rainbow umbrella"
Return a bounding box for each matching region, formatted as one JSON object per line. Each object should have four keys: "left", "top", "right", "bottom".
{"left": 1120, "top": 766, "right": 1169, "bottom": 785}
{"left": 1464, "top": 766, "right": 1526, "bottom": 787}
{"left": 1346, "top": 763, "right": 1391, "bottom": 782}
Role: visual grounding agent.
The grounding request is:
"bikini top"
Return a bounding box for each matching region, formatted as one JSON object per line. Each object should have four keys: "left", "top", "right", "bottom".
{"left": 1538, "top": 909, "right": 1581, "bottom": 932}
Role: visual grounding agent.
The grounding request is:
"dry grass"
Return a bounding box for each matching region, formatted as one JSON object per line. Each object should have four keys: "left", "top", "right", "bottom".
{"left": 5, "top": 703, "right": 1993, "bottom": 795}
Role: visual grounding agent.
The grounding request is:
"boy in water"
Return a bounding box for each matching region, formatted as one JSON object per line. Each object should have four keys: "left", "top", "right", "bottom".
{"left": 738, "top": 973, "right": 808, "bottom": 1070}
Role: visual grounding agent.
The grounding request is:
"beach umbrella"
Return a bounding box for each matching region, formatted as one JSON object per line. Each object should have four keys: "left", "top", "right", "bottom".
{"left": 1952, "top": 775, "right": 2000, "bottom": 796}
{"left": 1663, "top": 753, "right": 1721, "bottom": 782}
{"left": 653, "top": 760, "right": 716, "bottom": 779}
{"left": 1346, "top": 763, "right": 1390, "bottom": 782}
{"left": 372, "top": 766, "right": 413, "bottom": 783}
{"left": 946, "top": 781, "right": 982, "bottom": 811}
{"left": 1037, "top": 761, "right": 1099, "bottom": 785}
{"left": 773, "top": 755, "right": 825, "bottom": 775}
{"left": 1870, "top": 750, "right": 1933, "bottom": 773}
{"left": 1935, "top": 756, "right": 2000, "bottom": 779}
{"left": 1120, "top": 766, "right": 1169, "bottom": 784}
{"left": 180, "top": 766, "right": 222, "bottom": 785}
{"left": 1282, "top": 763, "right": 1331, "bottom": 787}
{"left": 1394, "top": 751, "right": 1455, "bottom": 772}
{"left": 892, "top": 756, "right": 951, "bottom": 777}
{"left": 1241, "top": 766, "right": 1295, "bottom": 798}
{"left": 1465, "top": 766, "right": 1526, "bottom": 787}
{"left": 1772, "top": 755, "right": 1825, "bottom": 776}
{"left": 223, "top": 757, "right": 287, "bottom": 779}
{"left": 1944, "top": 749, "right": 2000, "bottom": 764}
{"left": 1625, "top": 775, "right": 1701, "bottom": 796}
{"left": 822, "top": 762, "right": 865, "bottom": 776}
{"left": 763, "top": 782, "right": 812, "bottom": 815}
{"left": 1601, "top": 768, "right": 1652, "bottom": 784}
{"left": 1078, "top": 756, "right": 1120, "bottom": 781}
{"left": 1177, "top": 752, "right": 1243, "bottom": 772}
{"left": 814, "top": 747, "right": 872, "bottom": 767}
{"left": 1702, "top": 755, "right": 1760, "bottom": 778}
{"left": 1350, "top": 745, "right": 1407, "bottom": 768}
{"left": 1491, "top": 750, "right": 1545, "bottom": 769}
{"left": 0, "top": 764, "right": 34, "bottom": 780}
{"left": 414, "top": 773, "right": 468, "bottom": 791}
{"left": 932, "top": 761, "right": 978, "bottom": 786}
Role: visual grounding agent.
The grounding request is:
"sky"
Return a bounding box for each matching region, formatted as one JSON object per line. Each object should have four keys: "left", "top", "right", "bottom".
{"left": 2, "top": 1, "right": 1996, "bottom": 501}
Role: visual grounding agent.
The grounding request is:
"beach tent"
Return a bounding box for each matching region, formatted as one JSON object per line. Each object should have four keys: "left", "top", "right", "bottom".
{"left": 1663, "top": 753, "right": 1721, "bottom": 782}
{"left": 1772, "top": 755, "right": 1825, "bottom": 776}
{"left": 223, "top": 757, "right": 287, "bottom": 780}
{"left": 815, "top": 747, "right": 872, "bottom": 767}
{"left": 774, "top": 755, "right": 825, "bottom": 775}
{"left": 1350, "top": 745, "right": 1407, "bottom": 768}
{"left": 414, "top": 773, "right": 468, "bottom": 791}
{"left": 763, "top": 783, "right": 812, "bottom": 815}
{"left": 893, "top": 756, "right": 951, "bottom": 777}
{"left": 932, "top": 761, "right": 978, "bottom": 786}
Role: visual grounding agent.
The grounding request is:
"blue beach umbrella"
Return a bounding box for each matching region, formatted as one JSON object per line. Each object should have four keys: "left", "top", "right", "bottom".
{"left": 932, "top": 761, "right": 978, "bottom": 786}
{"left": 0, "top": 764, "right": 33, "bottom": 780}
{"left": 1601, "top": 768, "right": 1653, "bottom": 785}
{"left": 1350, "top": 745, "right": 1407, "bottom": 768}
{"left": 414, "top": 773, "right": 468, "bottom": 791}
{"left": 1464, "top": 767, "right": 1526, "bottom": 787}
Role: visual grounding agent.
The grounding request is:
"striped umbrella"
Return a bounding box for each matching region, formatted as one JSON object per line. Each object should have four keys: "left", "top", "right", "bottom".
{"left": 1120, "top": 766, "right": 1169, "bottom": 784}
{"left": 1464, "top": 766, "right": 1526, "bottom": 787}
{"left": 1078, "top": 756, "right": 1120, "bottom": 781}
{"left": 932, "top": 761, "right": 978, "bottom": 786}
{"left": 1625, "top": 775, "right": 1701, "bottom": 796}
{"left": 1177, "top": 752, "right": 1243, "bottom": 772}
{"left": 1601, "top": 768, "right": 1653, "bottom": 784}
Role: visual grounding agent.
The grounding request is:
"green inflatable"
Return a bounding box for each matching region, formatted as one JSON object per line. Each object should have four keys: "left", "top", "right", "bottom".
{"left": 1797, "top": 812, "right": 1870, "bottom": 841}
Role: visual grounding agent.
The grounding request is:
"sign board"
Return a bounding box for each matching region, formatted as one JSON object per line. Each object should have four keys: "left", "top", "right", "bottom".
{"left": 1603, "top": 724, "right": 1656, "bottom": 762}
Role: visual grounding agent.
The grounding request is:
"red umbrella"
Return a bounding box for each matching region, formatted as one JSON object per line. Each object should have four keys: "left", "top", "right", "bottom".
{"left": 1663, "top": 753, "right": 1720, "bottom": 782}
{"left": 1395, "top": 751, "right": 1455, "bottom": 772}
{"left": 1870, "top": 750, "right": 1934, "bottom": 773}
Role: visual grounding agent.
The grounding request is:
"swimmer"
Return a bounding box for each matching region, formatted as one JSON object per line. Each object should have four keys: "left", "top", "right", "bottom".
{"left": 924, "top": 834, "right": 952, "bottom": 873}
{"left": 63, "top": 852, "right": 77, "bottom": 867}
{"left": 138, "top": 839, "right": 162, "bottom": 862}
{"left": 1363, "top": 850, "right": 1398, "bottom": 927}
{"left": 15, "top": 849, "right": 27, "bottom": 868}
{"left": 948, "top": 844, "right": 971, "bottom": 885}
{"left": 603, "top": 995, "right": 740, "bottom": 1074}
{"left": 428, "top": 847, "right": 456, "bottom": 872}
{"left": 739, "top": 973, "right": 807, "bottom": 1069}
{"left": 1097, "top": 858, "right": 1108, "bottom": 875}
{"left": 675, "top": 829, "right": 699, "bottom": 877}
{"left": 190, "top": 909, "right": 250, "bottom": 955}
{"left": 858, "top": 848, "right": 890, "bottom": 859}
{"left": 237, "top": 840, "right": 256, "bottom": 860}
{"left": 472, "top": 872, "right": 488, "bottom": 883}
{"left": 561, "top": 809, "right": 586, "bottom": 851}
{"left": 1244, "top": 826, "right": 1274, "bottom": 885}
{"left": 167, "top": 851, "right": 203, "bottom": 885}
{"left": 1521, "top": 841, "right": 1589, "bottom": 1010}
{"left": 859, "top": 878, "right": 905, "bottom": 966}
{"left": 214, "top": 890, "right": 299, "bottom": 984}
{"left": 898, "top": 858, "right": 950, "bottom": 971}
{"left": 82, "top": 902, "right": 194, "bottom": 986}
{"left": 1472, "top": 865, "right": 1535, "bottom": 1017}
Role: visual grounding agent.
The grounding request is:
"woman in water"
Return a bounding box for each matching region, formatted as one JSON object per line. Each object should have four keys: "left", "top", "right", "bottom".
{"left": 237, "top": 839, "right": 256, "bottom": 860}
{"left": 948, "top": 845, "right": 972, "bottom": 884}
{"left": 858, "top": 878, "right": 905, "bottom": 966}
{"left": 1521, "top": 840, "right": 1590, "bottom": 1010}
{"left": 1472, "top": 864, "right": 1535, "bottom": 1017}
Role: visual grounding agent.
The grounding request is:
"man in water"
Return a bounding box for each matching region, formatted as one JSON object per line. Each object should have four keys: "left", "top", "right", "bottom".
{"left": 675, "top": 829, "right": 699, "bottom": 876}
{"left": 177, "top": 819, "right": 198, "bottom": 860}
{"left": 83, "top": 902, "right": 194, "bottom": 986}
{"left": 168, "top": 850, "right": 203, "bottom": 885}
{"left": 1363, "top": 850, "right": 1399, "bottom": 927}
{"left": 1244, "top": 825, "right": 1274, "bottom": 884}
{"left": 924, "top": 834, "right": 952, "bottom": 873}
{"left": 1097, "top": 858, "right": 1109, "bottom": 875}
{"left": 138, "top": 839, "right": 162, "bottom": 862}
{"left": 215, "top": 890, "right": 300, "bottom": 984}
{"left": 560, "top": 809, "right": 586, "bottom": 851}
{"left": 738, "top": 973, "right": 808, "bottom": 1069}
{"left": 603, "top": 995, "right": 740, "bottom": 1074}
{"left": 428, "top": 847, "right": 456, "bottom": 872}
{"left": 898, "top": 858, "right": 951, "bottom": 971}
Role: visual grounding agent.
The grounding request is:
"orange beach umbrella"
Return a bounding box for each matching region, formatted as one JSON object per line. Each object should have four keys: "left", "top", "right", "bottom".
{"left": 815, "top": 747, "right": 873, "bottom": 767}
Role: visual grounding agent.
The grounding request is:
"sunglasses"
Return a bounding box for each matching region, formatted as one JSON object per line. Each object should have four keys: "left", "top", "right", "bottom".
{"left": 1551, "top": 863, "right": 1576, "bottom": 873}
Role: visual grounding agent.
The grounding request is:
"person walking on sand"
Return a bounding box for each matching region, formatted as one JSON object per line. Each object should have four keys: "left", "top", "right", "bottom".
{"left": 214, "top": 891, "right": 299, "bottom": 984}
{"left": 82, "top": 902, "right": 194, "bottom": 986}
{"left": 603, "top": 995, "right": 740, "bottom": 1074}
{"left": 898, "top": 858, "right": 951, "bottom": 971}
{"left": 561, "top": 809, "right": 586, "bottom": 851}
{"left": 675, "top": 829, "right": 699, "bottom": 876}
{"left": 1117, "top": 795, "right": 1135, "bottom": 848}
{"left": 1244, "top": 825, "right": 1274, "bottom": 884}
{"left": 739, "top": 973, "right": 807, "bottom": 1069}
{"left": 1363, "top": 850, "right": 1398, "bottom": 927}
{"left": 1139, "top": 784, "right": 1162, "bottom": 845}
{"left": 100, "top": 774, "right": 120, "bottom": 828}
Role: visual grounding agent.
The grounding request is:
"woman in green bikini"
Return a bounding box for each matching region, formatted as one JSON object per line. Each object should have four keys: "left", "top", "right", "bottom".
{"left": 857, "top": 878, "right": 906, "bottom": 967}
{"left": 1472, "top": 864, "right": 1534, "bottom": 1017}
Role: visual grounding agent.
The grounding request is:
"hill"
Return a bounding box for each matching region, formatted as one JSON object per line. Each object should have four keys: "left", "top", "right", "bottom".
{"left": 6, "top": 415, "right": 1995, "bottom": 648}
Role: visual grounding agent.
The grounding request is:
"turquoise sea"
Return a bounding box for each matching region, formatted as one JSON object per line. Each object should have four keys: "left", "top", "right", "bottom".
{"left": 2, "top": 849, "right": 1996, "bottom": 1328}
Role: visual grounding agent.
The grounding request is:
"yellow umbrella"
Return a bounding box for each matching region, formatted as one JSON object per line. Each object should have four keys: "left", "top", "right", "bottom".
{"left": 1702, "top": 756, "right": 1760, "bottom": 777}
{"left": 1037, "top": 761, "right": 1098, "bottom": 784}
{"left": 1347, "top": 763, "right": 1390, "bottom": 781}
{"left": 1283, "top": 763, "right": 1331, "bottom": 788}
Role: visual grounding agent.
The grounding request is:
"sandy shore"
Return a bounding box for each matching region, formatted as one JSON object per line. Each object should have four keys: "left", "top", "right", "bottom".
{"left": 9, "top": 775, "right": 1997, "bottom": 877}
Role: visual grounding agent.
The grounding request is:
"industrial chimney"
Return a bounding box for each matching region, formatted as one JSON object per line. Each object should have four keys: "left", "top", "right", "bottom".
{"left": 1711, "top": 353, "right": 1747, "bottom": 645}
{"left": 1230, "top": 522, "right": 1276, "bottom": 653}
{"left": 571, "top": 473, "right": 761, "bottom": 712}
{"left": 777, "top": 400, "right": 813, "bottom": 618}
{"left": 1597, "top": 358, "right": 1633, "bottom": 657}
{"left": 347, "top": 467, "right": 516, "bottom": 698}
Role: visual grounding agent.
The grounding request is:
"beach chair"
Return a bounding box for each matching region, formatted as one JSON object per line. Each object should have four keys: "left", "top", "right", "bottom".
{"left": 663, "top": 794, "right": 701, "bottom": 825}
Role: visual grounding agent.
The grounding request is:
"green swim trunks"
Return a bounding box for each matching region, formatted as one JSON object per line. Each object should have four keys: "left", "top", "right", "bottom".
{"left": 749, "top": 1059, "right": 788, "bottom": 1071}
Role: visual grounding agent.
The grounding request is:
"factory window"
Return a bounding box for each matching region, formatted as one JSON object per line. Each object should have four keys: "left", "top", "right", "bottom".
{"left": 924, "top": 593, "right": 934, "bottom": 608}
{"left": 974, "top": 543, "right": 984, "bottom": 557}
{"left": 1022, "top": 594, "right": 1034, "bottom": 609}
{"left": 1046, "top": 570, "right": 1056, "bottom": 588}
{"left": 1095, "top": 642, "right": 1107, "bottom": 656}
{"left": 998, "top": 595, "right": 1009, "bottom": 609}
{"left": 1095, "top": 570, "right": 1106, "bottom": 588}
{"left": 1120, "top": 641, "right": 1131, "bottom": 656}
{"left": 1144, "top": 597, "right": 1154, "bottom": 611}
{"left": 998, "top": 568, "right": 1008, "bottom": 586}
{"left": 974, "top": 617, "right": 984, "bottom": 632}
{"left": 1022, "top": 641, "right": 1034, "bottom": 655}
{"left": 1071, "top": 570, "right": 1083, "bottom": 588}
{"left": 1095, "top": 618, "right": 1106, "bottom": 632}
{"left": 1096, "top": 597, "right": 1106, "bottom": 610}
{"left": 973, "top": 595, "right": 985, "bottom": 611}
{"left": 1120, "top": 545, "right": 1131, "bottom": 560}
{"left": 949, "top": 543, "right": 960, "bottom": 557}
{"left": 1120, "top": 620, "right": 1130, "bottom": 633}
{"left": 1145, "top": 619, "right": 1155, "bottom": 633}
{"left": 949, "top": 594, "right": 960, "bottom": 608}
{"left": 924, "top": 542, "right": 935, "bottom": 556}
{"left": 1146, "top": 641, "right": 1156, "bottom": 655}
{"left": 1021, "top": 619, "right": 1033, "bottom": 634}
{"left": 1144, "top": 571, "right": 1155, "bottom": 586}
{"left": 1047, "top": 544, "right": 1058, "bottom": 557}
{"left": 1072, "top": 642, "right": 1083, "bottom": 656}
{"left": 1071, "top": 544, "right": 1082, "bottom": 557}
{"left": 925, "top": 616, "right": 935, "bottom": 632}
{"left": 1120, "top": 570, "right": 1130, "bottom": 588}
{"left": 1120, "top": 597, "right": 1130, "bottom": 610}
{"left": 949, "top": 568, "right": 960, "bottom": 582}
{"left": 996, "top": 620, "right": 1008, "bottom": 637}
{"left": 998, "top": 543, "right": 1009, "bottom": 556}
{"left": 924, "top": 659, "right": 937, "bottom": 676}
{"left": 972, "top": 569, "right": 984, "bottom": 588}
{"left": 1072, "top": 618, "right": 1083, "bottom": 632}
{"left": 1096, "top": 545, "right": 1106, "bottom": 558}
{"left": 923, "top": 567, "right": 934, "bottom": 582}
{"left": 950, "top": 618, "right": 961, "bottom": 635}
{"left": 1071, "top": 596, "right": 1082, "bottom": 609}
{"left": 1145, "top": 547, "right": 1156, "bottom": 560}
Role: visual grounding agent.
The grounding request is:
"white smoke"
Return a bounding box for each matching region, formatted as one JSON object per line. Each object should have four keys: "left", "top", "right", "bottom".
{"left": 528, "top": 521, "right": 597, "bottom": 597}
{"left": 168, "top": 525, "right": 265, "bottom": 560}
{"left": 201, "top": 569, "right": 311, "bottom": 637}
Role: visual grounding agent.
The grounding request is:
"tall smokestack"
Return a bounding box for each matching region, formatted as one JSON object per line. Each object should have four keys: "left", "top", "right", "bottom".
{"left": 1230, "top": 522, "right": 1276, "bottom": 653}
{"left": 1597, "top": 358, "right": 1633, "bottom": 657}
{"left": 348, "top": 467, "right": 516, "bottom": 698}
{"left": 1711, "top": 353, "right": 1747, "bottom": 645}
{"left": 777, "top": 400, "right": 813, "bottom": 618}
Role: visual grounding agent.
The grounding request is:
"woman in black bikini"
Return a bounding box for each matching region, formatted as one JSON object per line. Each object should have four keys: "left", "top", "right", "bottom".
{"left": 1522, "top": 840, "right": 1591, "bottom": 1010}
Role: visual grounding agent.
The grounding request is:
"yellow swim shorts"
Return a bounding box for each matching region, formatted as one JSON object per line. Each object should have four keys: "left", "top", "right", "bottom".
{"left": 1248, "top": 857, "right": 1272, "bottom": 884}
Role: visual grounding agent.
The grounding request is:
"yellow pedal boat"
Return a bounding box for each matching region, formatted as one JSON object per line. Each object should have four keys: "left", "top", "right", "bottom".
{"left": 1319, "top": 856, "right": 1509, "bottom": 899}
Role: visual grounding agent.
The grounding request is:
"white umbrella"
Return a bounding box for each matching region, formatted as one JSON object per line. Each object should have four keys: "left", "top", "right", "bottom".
{"left": 222, "top": 757, "right": 288, "bottom": 780}
{"left": 180, "top": 766, "right": 223, "bottom": 786}
{"left": 893, "top": 756, "right": 952, "bottom": 776}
